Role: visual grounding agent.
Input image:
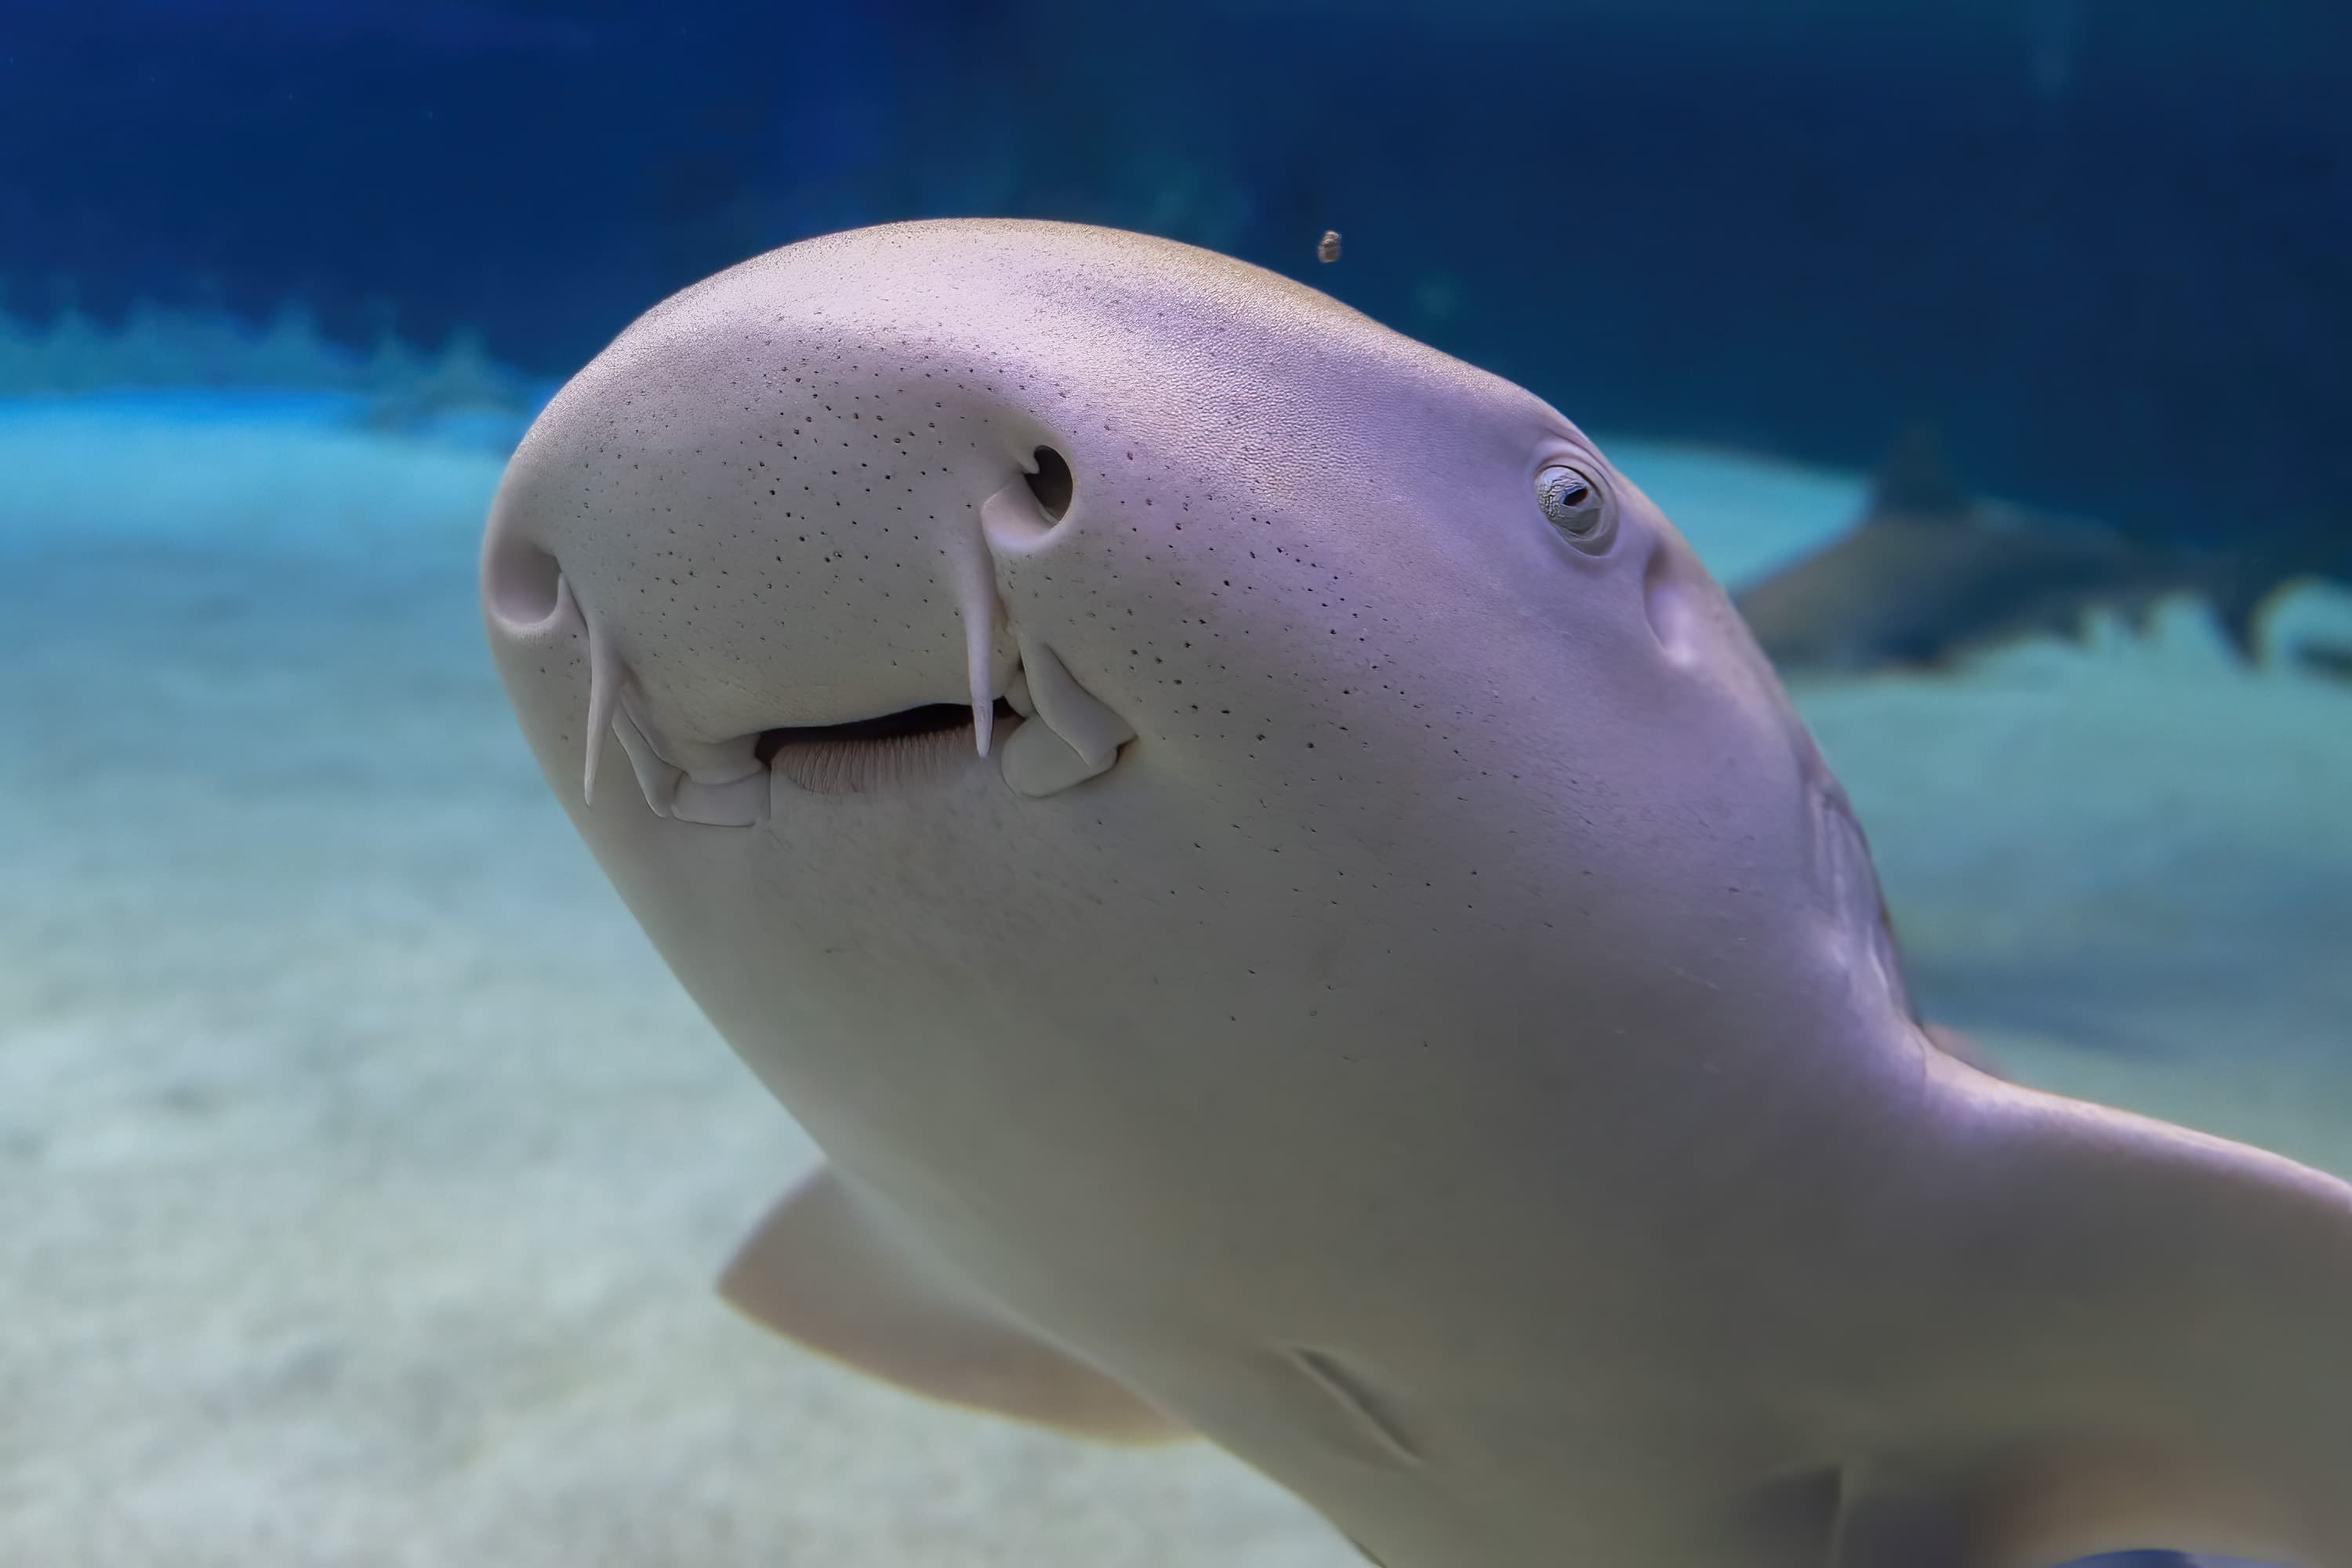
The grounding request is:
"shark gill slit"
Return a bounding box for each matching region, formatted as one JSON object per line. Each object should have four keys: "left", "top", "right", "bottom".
{"left": 1288, "top": 1347, "right": 1425, "bottom": 1468}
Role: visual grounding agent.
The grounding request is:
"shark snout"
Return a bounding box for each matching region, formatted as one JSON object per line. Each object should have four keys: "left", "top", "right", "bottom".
{"left": 482, "top": 416, "right": 1149, "bottom": 826}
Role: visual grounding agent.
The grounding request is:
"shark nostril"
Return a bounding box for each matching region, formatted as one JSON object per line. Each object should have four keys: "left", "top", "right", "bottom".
{"left": 1024, "top": 445, "right": 1074, "bottom": 521}
{"left": 487, "top": 535, "right": 564, "bottom": 630}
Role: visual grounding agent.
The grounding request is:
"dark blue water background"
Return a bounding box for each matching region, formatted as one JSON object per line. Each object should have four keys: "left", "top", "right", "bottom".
{"left": 3, "top": 0, "right": 2347, "bottom": 559}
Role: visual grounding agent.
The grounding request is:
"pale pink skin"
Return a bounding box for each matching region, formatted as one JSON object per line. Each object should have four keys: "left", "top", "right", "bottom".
{"left": 482, "top": 220, "right": 2352, "bottom": 1568}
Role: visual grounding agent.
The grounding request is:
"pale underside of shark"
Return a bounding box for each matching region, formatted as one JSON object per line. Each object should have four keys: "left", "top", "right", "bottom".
{"left": 480, "top": 219, "right": 2352, "bottom": 1568}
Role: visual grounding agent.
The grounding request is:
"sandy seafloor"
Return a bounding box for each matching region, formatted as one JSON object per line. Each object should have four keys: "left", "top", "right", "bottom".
{"left": 3, "top": 392, "right": 2345, "bottom": 1568}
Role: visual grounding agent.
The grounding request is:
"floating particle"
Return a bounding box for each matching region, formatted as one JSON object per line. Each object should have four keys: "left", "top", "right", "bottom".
{"left": 1316, "top": 230, "right": 1342, "bottom": 263}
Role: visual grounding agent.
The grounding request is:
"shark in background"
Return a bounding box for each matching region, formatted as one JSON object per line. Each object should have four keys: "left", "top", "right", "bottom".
{"left": 1733, "top": 430, "right": 2350, "bottom": 681}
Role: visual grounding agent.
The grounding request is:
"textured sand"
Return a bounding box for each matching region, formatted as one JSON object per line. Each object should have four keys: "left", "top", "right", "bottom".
{"left": 5, "top": 397, "right": 2343, "bottom": 1566}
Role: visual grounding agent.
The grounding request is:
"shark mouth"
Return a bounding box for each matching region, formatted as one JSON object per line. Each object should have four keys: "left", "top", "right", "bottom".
{"left": 524, "top": 466, "right": 1131, "bottom": 825}
{"left": 561, "top": 579, "right": 1136, "bottom": 826}
{"left": 754, "top": 699, "right": 1022, "bottom": 795}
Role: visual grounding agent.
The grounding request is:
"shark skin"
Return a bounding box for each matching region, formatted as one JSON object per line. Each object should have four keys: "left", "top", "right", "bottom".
{"left": 481, "top": 220, "right": 2352, "bottom": 1568}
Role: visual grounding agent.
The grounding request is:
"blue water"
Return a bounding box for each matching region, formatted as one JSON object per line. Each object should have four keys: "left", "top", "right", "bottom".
{"left": 7, "top": 2, "right": 2349, "bottom": 551}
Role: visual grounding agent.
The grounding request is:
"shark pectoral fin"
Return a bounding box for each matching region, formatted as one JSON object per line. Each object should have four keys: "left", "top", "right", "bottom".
{"left": 1888, "top": 1073, "right": 2352, "bottom": 1567}
{"left": 718, "top": 1166, "right": 1189, "bottom": 1446}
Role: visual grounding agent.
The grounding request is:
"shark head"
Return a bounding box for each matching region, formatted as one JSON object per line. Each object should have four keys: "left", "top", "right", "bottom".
{"left": 481, "top": 220, "right": 1903, "bottom": 1106}
{"left": 480, "top": 220, "right": 2352, "bottom": 1568}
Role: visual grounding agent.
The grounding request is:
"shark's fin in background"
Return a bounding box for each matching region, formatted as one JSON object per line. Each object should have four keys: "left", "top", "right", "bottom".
{"left": 1865, "top": 427, "right": 1975, "bottom": 523}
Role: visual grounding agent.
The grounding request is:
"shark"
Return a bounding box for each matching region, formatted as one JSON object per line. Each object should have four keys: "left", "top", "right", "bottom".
{"left": 1731, "top": 429, "right": 2336, "bottom": 677}
{"left": 480, "top": 219, "right": 2352, "bottom": 1568}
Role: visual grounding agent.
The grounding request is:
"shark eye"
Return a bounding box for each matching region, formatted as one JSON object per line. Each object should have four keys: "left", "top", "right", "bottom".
{"left": 1537, "top": 463, "right": 1614, "bottom": 553}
